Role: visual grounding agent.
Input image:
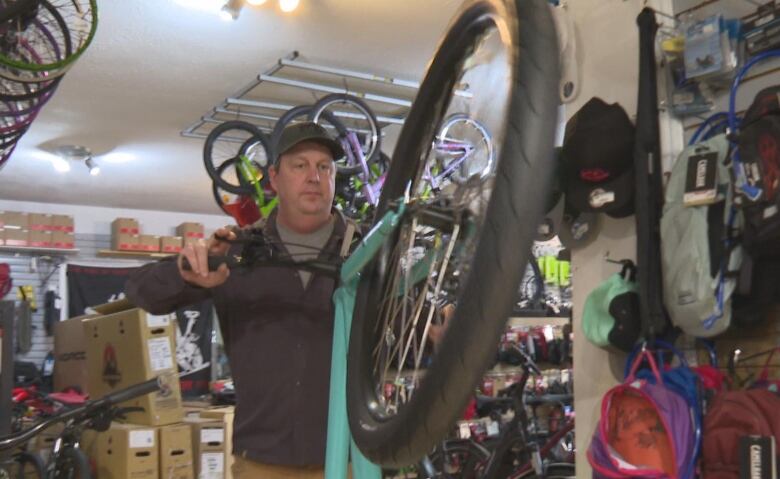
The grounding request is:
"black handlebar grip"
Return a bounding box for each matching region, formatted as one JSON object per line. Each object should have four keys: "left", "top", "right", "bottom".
{"left": 105, "top": 377, "right": 160, "bottom": 405}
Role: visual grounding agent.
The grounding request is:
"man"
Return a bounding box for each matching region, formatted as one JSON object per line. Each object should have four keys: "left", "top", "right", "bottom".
{"left": 126, "top": 122, "right": 351, "bottom": 479}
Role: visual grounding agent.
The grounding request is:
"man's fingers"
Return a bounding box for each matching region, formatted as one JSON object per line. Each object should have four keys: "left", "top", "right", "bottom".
{"left": 180, "top": 247, "right": 199, "bottom": 276}
{"left": 195, "top": 241, "right": 209, "bottom": 278}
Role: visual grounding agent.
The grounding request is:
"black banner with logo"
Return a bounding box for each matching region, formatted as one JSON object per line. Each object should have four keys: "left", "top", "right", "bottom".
{"left": 66, "top": 264, "right": 137, "bottom": 318}
{"left": 65, "top": 264, "right": 213, "bottom": 395}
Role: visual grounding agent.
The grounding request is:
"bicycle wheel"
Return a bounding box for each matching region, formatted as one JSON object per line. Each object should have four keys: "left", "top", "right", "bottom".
{"left": 51, "top": 447, "right": 90, "bottom": 479}
{"left": 347, "top": 0, "right": 559, "bottom": 466}
{"left": 270, "top": 104, "right": 349, "bottom": 159}
{"left": 434, "top": 114, "right": 494, "bottom": 186}
{"left": 203, "top": 121, "right": 270, "bottom": 195}
{"left": 427, "top": 441, "right": 489, "bottom": 478}
{"left": 309, "top": 93, "right": 381, "bottom": 175}
{"left": 0, "top": 0, "right": 97, "bottom": 76}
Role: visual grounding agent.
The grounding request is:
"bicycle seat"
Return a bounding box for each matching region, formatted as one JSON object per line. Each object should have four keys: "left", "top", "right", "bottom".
{"left": 48, "top": 391, "right": 87, "bottom": 406}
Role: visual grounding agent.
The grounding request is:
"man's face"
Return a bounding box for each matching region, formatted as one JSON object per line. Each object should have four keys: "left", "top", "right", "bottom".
{"left": 269, "top": 141, "right": 336, "bottom": 217}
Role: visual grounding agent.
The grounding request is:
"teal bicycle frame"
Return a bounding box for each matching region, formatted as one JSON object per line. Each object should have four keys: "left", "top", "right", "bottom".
{"left": 324, "top": 202, "right": 409, "bottom": 479}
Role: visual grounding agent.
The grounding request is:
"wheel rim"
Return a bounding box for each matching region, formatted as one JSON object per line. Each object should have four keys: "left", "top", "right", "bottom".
{"left": 357, "top": 11, "right": 512, "bottom": 423}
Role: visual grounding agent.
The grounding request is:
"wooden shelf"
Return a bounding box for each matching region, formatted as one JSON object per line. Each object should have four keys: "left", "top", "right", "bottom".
{"left": 0, "top": 245, "right": 80, "bottom": 255}
{"left": 507, "top": 316, "right": 570, "bottom": 328}
{"left": 97, "top": 249, "right": 175, "bottom": 260}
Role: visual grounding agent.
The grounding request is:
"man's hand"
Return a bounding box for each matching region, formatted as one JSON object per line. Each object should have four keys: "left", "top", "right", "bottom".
{"left": 177, "top": 226, "right": 236, "bottom": 288}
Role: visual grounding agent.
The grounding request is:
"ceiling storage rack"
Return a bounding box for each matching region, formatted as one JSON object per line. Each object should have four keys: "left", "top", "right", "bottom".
{"left": 180, "top": 51, "right": 425, "bottom": 142}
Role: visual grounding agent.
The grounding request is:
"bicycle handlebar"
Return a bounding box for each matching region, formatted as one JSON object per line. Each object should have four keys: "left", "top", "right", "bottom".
{"left": 0, "top": 376, "right": 163, "bottom": 452}
{"left": 180, "top": 254, "right": 341, "bottom": 277}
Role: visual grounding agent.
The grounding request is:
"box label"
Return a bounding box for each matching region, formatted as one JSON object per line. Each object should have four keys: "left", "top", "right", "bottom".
{"left": 129, "top": 429, "right": 155, "bottom": 448}
{"left": 148, "top": 337, "right": 174, "bottom": 372}
{"left": 147, "top": 315, "right": 171, "bottom": 328}
{"left": 200, "top": 428, "right": 224, "bottom": 444}
{"left": 201, "top": 452, "right": 224, "bottom": 477}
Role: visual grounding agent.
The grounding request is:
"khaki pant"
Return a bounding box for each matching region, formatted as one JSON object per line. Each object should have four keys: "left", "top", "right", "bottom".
{"left": 231, "top": 456, "right": 354, "bottom": 479}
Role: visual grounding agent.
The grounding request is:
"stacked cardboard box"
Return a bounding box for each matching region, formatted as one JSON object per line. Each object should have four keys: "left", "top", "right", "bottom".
{"left": 111, "top": 218, "right": 140, "bottom": 251}
{"left": 0, "top": 212, "right": 75, "bottom": 249}
{"left": 1, "top": 211, "right": 29, "bottom": 247}
{"left": 80, "top": 300, "right": 196, "bottom": 478}
{"left": 176, "top": 222, "right": 205, "bottom": 248}
{"left": 184, "top": 417, "right": 226, "bottom": 479}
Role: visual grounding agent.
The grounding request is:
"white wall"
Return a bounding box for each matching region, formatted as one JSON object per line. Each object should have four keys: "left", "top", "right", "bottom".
{"left": 566, "top": 0, "right": 679, "bottom": 475}
{"left": 0, "top": 199, "right": 230, "bottom": 237}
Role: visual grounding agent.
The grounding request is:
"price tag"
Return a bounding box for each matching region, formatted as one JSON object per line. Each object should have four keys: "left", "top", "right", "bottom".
{"left": 129, "top": 430, "right": 155, "bottom": 448}
{"left": 486, "top": 420, "right": 500, "bottom": 437}
{"left": 458, "top": 422, "right": 471, "bottom": 439}
{"left": 201, "top": 428, "right": 225, "bottom": 444}
{"left": 148, "top": 337, "right": 174, "bottom": 372}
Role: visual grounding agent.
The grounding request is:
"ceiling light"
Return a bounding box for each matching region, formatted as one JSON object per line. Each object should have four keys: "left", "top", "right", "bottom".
{"left": 278, "top": 0, "right": 299, "bottom": 12}
{"left": 246, "top": 0, "right": 266, "bottom": 5}
{"left": 86, "top": 157, "right": 100, "bottom": 176}
{"left": 51, "top": 156, "right": 71, "bottom": 173}
{"left": 220, "top": 0, "right": 243, "bottom": 20}
{"left": 54, "top": 144, "right": 92, "bottom": 174}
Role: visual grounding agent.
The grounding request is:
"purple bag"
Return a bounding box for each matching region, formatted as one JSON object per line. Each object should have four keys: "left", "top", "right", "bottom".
{"left": 587, "top": 349, "right": 696, "bottom": 479}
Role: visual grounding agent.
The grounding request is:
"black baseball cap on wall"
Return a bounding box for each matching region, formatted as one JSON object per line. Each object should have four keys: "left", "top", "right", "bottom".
{"left": 275, "top": 122, "right": 345, "bottom": 166}
{"left": 562, "top": 97, "right": 636, "bottom": 218}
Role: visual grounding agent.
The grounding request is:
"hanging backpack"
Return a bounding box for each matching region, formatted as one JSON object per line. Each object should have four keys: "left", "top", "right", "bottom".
{"left": 660, "top": 134, "right": 742, "bottom": 337}
{"left": 624, "top": 341, "right": 705, "bottom": 479}
{"left": 588, "top": 348, "right": 697, "bottom": 479}
{"left": 701, "top": 389, "right": 780, "bottom": 479}
{"left": 737, "top": 85, "right": 780, "bottom": 258}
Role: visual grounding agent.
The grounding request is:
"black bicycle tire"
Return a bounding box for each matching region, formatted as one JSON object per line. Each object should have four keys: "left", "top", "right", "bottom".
{"left": 52, "top": 446, "right": 90, "bottom": 479}
{"left": 270, "top": 104, "right": 349, "bottom": 162}
{"left": 237, "top": 135, "right": 274, "bottom": 193}
{"left": 203, "top": 120, "right": 265, "bottom": 195}
{"left": 0, "top": 0, "right": 74, "bottom": 83}
{"left": 309, "top": 93, "right": 382, "bottom": 175}
{"left": 13, "top": 451, "right": 45, "bottom": 479}
{"left": 347, "top": 0, "right": 559, "bottom": 466}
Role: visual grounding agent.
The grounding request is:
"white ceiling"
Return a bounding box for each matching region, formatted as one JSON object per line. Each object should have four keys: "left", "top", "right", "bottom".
{"left": 0, "top": 0, "right": 461, "bottom": 214}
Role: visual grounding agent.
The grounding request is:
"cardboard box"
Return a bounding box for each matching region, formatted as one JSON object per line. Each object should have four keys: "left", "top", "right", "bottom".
{"left": 158, "top": 423, "right": 194, "bottom": 479}
{"left": 137, "top": 234, "right": 160, "bottom": 252}
{"left": 51, "top": 231, "right": 75, "bottom": 249}
{"left": 27, "top": 230, "right": 52, "bottom": 248}
{"left": 53, "top": 316, "right": 91, "bottom": 394}
{"left": 28, "top": 213, "right": 51, "bottom": 232}
{"left": 160, "top": 236, "right": 183, "bottom": 254}
{"left": 184, "top": 417, "right": 225, "bottom": 479}
{"left": 112, "top": 217, "right": 140, "bottom": 235}
{"left": 199, "top": 407, "right": 234, "bottom": 478}
{"left": 3, "top": 229, "right": 28, "bottom": 247}
{"left": 112, "top": 233, "right": 139, "bottom": 251}
{"left": 92, "top": 422, "right": 159, "bottom": 479}
{"left": 176, "top": 223, "right": 204, "bottom": 244}
{"left": 1, "top": 211, "right": 28, "bottom": 230}
{"left": 51, "top": 214, "right": 74, "bottom": 232}
{"left": 83, "top": 299, "right": 183, "bottom": 426}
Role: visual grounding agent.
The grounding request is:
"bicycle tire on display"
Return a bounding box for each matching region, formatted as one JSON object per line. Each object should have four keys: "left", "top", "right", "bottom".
{"left": 203, "top": 120, "right": 270, "bottom": 195}
{"left": 0, "top": 0, "right": 98, "bottom": 74}
{"left": 309, "top": 93, "right": 382, "bottom": 175}
{"left": 270, "top": 104, "right": 349, "bottom": 163}
{"left": 347, "top": 0, "right": 559, "bottom": 466}
{"left": 52, "top": 447, "right": 90, "bottom": 479}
